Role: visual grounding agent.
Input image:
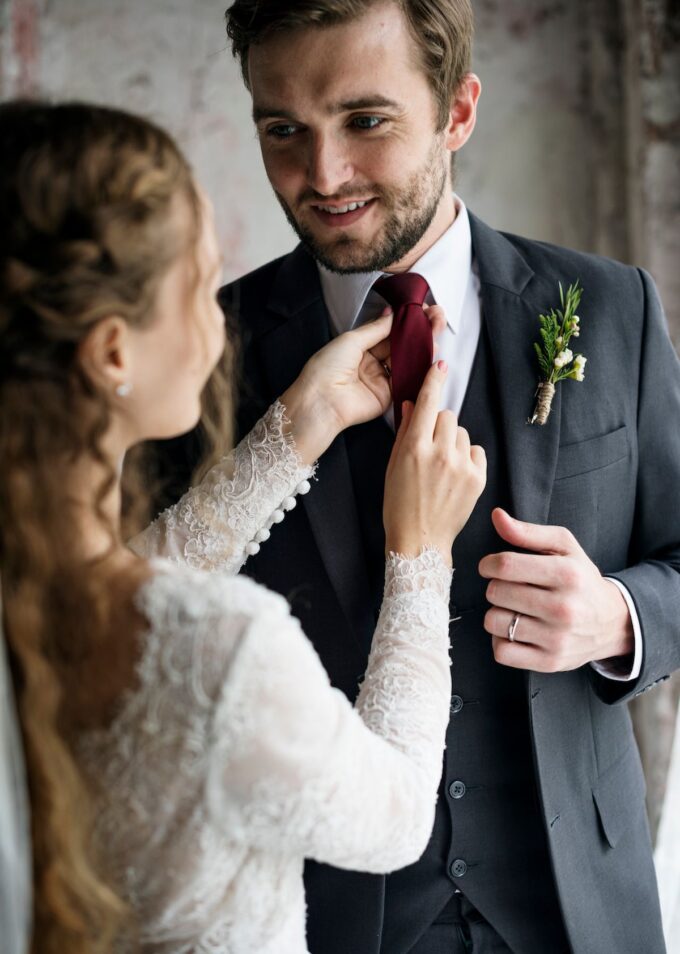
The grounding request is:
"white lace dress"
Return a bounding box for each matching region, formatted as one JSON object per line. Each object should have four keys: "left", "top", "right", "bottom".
{"left": 78, "top": 402, "right": 453, "bottom": 954}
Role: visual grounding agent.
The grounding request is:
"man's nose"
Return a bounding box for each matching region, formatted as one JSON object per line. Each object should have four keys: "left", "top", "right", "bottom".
{"left": 306, "top": 132, "right": 354, "bottom": 196}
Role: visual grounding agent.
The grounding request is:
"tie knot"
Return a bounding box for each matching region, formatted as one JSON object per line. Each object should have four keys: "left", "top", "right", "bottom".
{"left": 374, "top": 272, "right": 429, "bottom": 309}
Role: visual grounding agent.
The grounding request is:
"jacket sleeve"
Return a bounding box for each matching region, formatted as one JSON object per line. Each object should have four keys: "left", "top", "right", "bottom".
{"left": 594, "top": 268, "right": 680, "bottom": 704}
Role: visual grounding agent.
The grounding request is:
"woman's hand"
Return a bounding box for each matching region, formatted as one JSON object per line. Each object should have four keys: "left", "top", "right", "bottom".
{"left": 383, "top": 361, "right": 487, "bottom": 565}
{"left": 280, "top": 305, "right": 446, "bottom": 464}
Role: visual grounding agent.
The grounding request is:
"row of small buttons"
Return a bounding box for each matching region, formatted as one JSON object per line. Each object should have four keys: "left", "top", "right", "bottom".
{"left": 449, "top": 693, "right": 467, "bottom": 879}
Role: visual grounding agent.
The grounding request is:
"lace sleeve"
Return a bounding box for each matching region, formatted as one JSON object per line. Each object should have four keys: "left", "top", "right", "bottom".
{"left": 129, "top": 401, "right": 316, "bottom": 574}
{"left": 207, "top": 547, "right": 453, "bottom": 873}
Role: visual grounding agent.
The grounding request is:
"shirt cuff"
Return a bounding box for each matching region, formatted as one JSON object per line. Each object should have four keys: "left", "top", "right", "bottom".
{"left": 590, "top": 578, "right": 642, "bottom": 682}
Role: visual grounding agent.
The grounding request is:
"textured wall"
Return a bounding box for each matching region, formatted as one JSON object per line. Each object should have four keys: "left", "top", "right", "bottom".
{"left": 0, "top": 0, "right": 295, "bottom": 281}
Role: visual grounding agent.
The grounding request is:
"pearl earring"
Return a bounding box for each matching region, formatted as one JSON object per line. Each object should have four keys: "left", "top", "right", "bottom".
{"left": 115, "top": 382, "right": 133, "bottom": 397}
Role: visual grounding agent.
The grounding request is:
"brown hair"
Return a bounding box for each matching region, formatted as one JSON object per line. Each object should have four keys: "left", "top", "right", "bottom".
{"left": 225, "top": 0, "right": 474, "bottom": 129}
{"left": 0, "top": 101, "right": 233, "bottom": 952}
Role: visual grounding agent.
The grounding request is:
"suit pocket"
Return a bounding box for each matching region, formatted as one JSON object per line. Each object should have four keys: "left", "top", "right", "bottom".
{"left": 592, "top": 745, "right": 646, "bottom": 849}
{"left": 555, "top": 425, "right": 630, "bottom": 480}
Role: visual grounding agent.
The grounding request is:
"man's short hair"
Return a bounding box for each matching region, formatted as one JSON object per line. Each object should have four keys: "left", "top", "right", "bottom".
{"left": 225, "top": 0, "right": 474, "bottom": 131}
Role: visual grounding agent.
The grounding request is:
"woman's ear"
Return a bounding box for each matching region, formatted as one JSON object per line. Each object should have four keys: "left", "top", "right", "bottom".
{"left": 77, "top": 316, "right": 133, "bottom": 396}
{"left": 445, "top": 72, "right": 482, "bottom": 154}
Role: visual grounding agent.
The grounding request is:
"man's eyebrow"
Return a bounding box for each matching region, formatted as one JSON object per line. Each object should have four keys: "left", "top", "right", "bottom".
{"left": 252, "top": 105, "right": 296, "bottom": 123}
{"left": 252, "top": 95, "right": 402, "bottom": 123}
{"left": 334, "top": 96, "right": 402, "bottom": 112}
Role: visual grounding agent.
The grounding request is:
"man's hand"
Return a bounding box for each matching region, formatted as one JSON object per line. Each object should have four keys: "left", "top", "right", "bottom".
{"left": 479, "top": 508, "right": 634, "bottom": 672}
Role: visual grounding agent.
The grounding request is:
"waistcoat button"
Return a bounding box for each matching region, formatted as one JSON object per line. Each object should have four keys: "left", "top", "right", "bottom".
{"left": 450, "top": 859, "right": 468, "bottom": 878}
{"left": 449, "top": 780, "right": 466, "bottom": 799}
{"left": 450, "top": 695, "right": 464, "bottom": 713}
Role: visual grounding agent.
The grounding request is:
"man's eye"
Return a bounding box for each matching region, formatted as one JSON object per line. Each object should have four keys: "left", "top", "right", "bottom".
{"left": 351, "top": 116, "right": 384, "bottom": 130}
{"left": 266, "top": 124, "right": 298, "bottom": 139}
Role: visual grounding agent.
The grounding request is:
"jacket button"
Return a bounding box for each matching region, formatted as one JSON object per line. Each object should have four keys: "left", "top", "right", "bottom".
{"left": 449, "top": 780, "right": 466, "bottom": 799}
{"left": 450, "top": 859, "right": 468, "bottom": 878}
{"left": 451, "top": 695, "right": 464, "bottom": 714}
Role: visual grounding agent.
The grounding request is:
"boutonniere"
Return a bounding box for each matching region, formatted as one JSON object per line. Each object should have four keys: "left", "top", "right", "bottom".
{"left": 529, "top": 280, "right": 587, "bottom": 425}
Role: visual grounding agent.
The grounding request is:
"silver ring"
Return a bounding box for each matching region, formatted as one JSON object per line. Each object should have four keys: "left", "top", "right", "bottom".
{"left": 508, "top": 613, "right": 521, "bottom": 642}
{"left": 381, "top": 361, "right": 391, "bottom": 378}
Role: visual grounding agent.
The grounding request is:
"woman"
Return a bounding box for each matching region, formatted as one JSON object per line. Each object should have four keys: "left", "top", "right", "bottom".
{"left": 0, "top": 101, "right": 486, "bottom": 953}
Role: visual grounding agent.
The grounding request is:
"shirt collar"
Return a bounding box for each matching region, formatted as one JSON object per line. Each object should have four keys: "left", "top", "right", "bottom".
{"left": 318, "top": 194, "right": 472, "bottom": 336}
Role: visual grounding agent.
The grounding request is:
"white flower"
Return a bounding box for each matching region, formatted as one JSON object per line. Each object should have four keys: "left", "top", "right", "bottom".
{"left": 556, "top": 335, "right": 564, "bottom": 347}
{"left": 569, "top": 354, "right": 587, "bottom": 381}
{"left": 554, "top": 348, "right": 573, "bottom": 369}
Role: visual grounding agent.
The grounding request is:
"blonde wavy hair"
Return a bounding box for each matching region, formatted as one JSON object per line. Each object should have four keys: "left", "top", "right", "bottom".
{"left": 0, "top": 100, "right": 234, "bottom": 953}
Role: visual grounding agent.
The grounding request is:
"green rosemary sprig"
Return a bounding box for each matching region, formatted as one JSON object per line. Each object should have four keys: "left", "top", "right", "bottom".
{"left": 530, "top": 280, "right": 587, "bottom": 425}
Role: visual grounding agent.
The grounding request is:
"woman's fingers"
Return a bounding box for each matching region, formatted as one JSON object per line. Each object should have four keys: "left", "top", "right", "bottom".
{"left": 408, "top": 361, "right": 448, "bottom": 440}
{"left": 433, "top": 408, "right": 458, "bottom": 445}
{"left": 423, "top": 303, "right": 447, "bottom": 340}
{"left": 346, "top": 307, "right": 393, "bottom": 351}
{"left": 470, "top": 444, "right": 487, "bottom": 469}
{"left": 392, "top": 400, "right": 414, "bottom": 453}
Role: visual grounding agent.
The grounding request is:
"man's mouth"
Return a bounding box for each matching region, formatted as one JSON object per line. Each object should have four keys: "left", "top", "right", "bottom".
{"left": 310, "top": 197, "right": 377, "bottom": 228}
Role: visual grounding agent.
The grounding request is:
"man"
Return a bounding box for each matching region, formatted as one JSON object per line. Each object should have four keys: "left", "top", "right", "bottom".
{"left": 215, "top": 1, "right": 679, "bottom": 951}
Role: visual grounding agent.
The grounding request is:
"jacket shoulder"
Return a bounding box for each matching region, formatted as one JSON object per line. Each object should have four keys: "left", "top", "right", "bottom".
{"left": 218, "top": 253, "right": 291, "bottom": 321}
{"left": 499, "top": 229, "right": 641, "bottom": 290}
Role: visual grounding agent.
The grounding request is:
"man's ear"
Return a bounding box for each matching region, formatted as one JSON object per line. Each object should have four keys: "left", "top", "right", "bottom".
{"left": 445, "top": 72, "right": 481, "bottom": 154}
{"left": 77, "top": 316, "right": 132, "bottom": 395}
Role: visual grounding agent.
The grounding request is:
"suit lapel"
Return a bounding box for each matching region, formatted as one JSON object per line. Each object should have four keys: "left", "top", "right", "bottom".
{"left": 258, "top": 247, "right": 375, "bottom": 639}
{"left": 469, "top": 214, "right": 562, "bottom": 526}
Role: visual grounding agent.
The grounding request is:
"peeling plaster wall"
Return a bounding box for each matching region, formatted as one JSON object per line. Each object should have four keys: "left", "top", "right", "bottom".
{"left": 0, "top": 0, "right": 295, "bottom": 282}
{"left": 459, "top": 1, "right": 597, "bottom": 253}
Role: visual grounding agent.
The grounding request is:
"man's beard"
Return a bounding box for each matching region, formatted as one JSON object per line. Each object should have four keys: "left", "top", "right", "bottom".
{"left": 275, "top": 142, "right": 448, "bottom": 274}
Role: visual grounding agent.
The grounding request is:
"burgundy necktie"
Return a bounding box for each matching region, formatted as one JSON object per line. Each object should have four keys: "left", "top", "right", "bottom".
{"left": 374, "top": 272, "right": 432, "bottom": 430}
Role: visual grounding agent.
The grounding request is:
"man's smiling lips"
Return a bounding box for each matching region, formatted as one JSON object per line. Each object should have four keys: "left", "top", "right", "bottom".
{"left": 309, "top": 197, "right": 377, "bottom": 228}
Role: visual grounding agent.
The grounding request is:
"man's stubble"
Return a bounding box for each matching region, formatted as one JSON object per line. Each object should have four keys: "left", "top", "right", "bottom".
{"left": 274, "top": 139, "right": 450, "bottom": 274}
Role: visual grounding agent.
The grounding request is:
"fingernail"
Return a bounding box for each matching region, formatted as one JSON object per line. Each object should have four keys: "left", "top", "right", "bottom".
{"left": 437, "top": 360, "right": 448, "bottom": 373}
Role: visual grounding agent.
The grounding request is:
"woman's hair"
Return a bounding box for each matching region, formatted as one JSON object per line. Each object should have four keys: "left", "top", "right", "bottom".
{"left": 225, "top": 0, "right": 473, "bottom": 131}
{"left": 0, "top": 101, "right": 234, "bottom": 952}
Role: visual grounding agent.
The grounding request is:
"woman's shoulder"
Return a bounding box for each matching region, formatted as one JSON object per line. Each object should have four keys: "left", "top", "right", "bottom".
{"left": 139, "top": 558, "right": 291, "bottom": 630}
{"left": 132, "top": 561, "right": 292, "bottom": 689}
{"left": 81, "top": 562, "right": 295, "bottom": 750}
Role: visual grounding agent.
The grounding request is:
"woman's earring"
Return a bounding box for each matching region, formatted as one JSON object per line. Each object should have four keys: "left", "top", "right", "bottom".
{"left": 115, "top": 382, "right": 133, "bottom": 397}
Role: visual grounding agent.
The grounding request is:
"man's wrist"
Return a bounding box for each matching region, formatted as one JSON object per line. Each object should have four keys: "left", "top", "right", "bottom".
{"left": 596, "top": 578, "right": 635, "bottom": 662}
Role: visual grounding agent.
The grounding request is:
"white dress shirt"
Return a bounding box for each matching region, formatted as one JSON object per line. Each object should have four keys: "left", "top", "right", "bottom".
{"left": 318, "top": 195, "right": 642, "bottom": 682}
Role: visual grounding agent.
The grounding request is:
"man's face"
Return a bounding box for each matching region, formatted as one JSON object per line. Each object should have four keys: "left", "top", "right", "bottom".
{"left": 248, "top": 2, "right": 454, "bottom": 273}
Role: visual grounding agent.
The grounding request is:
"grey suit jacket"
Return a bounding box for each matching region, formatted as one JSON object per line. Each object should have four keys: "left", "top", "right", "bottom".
{"left": 219, "top": 213, "right": 679, "bottom": 952}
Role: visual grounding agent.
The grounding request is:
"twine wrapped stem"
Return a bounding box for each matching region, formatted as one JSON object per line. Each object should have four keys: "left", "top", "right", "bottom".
{"left": 530, "top": 381, "right": 556, "bottom": 425}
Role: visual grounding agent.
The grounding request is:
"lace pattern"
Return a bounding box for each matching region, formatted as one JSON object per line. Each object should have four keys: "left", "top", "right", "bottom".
{"left": 76, "top": 546, "right": 453, "bottom": 952}
{"left": 130, "top": 401, "right": 316, "bottom": 574}
{"left": 80, "top": 398, "right": 455, "bottom": 952}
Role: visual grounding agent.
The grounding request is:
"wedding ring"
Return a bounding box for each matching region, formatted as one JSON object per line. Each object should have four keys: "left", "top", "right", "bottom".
{"left": 381, "top": 361, "right": 391, "bottom": 378}
{"left": 508, "top": 613, "right": 521, "bottom": 642}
